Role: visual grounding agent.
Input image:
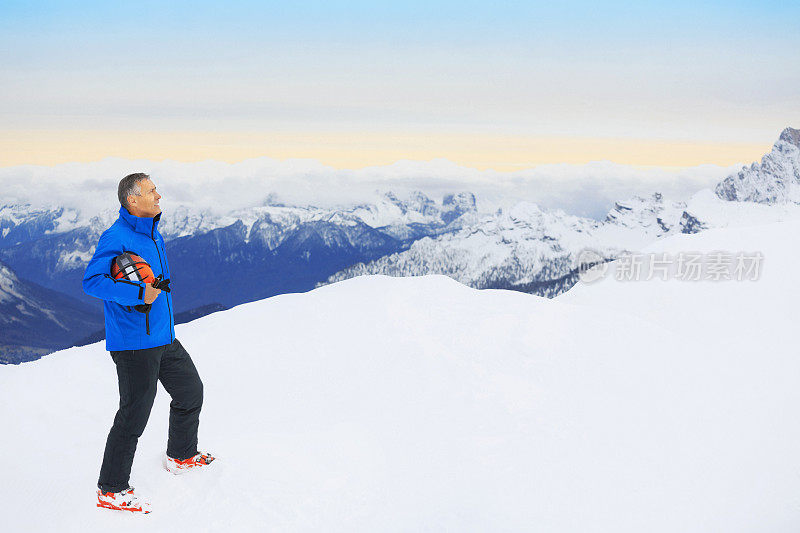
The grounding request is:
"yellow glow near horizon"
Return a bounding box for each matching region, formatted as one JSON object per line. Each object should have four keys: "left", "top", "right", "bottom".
{"left": 0, "top": 130, "right": 770, "bottom": 170}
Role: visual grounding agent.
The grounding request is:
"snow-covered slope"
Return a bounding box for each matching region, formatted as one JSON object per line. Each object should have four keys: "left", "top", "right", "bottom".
{"left": 2, "top": 219, "right": 799, "bottom": 531}
{"left": 605, "top": 188, "right": 800, "bottom": 238}
{"left": 683, "top": 188, "right": 800, "bottom": 228}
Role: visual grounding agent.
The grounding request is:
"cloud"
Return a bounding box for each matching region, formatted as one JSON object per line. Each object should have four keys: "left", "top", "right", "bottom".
{"left": 0, "top": 157, "right": 739, "bottom": 220}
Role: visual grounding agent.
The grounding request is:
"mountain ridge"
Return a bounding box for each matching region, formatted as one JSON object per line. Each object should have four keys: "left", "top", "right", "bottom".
{"left": 3, "top": 127, "right": 800, "bottom": 361}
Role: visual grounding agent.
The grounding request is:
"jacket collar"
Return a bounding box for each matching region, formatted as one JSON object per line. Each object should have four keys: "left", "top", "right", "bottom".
{"left": 118, "top": 206, "right": 161, "bottom": 236}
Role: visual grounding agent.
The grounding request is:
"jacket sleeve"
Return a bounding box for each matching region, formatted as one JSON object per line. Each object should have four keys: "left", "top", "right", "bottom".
{"left": 82, "top": 231, "right": 146, "bottom": 305}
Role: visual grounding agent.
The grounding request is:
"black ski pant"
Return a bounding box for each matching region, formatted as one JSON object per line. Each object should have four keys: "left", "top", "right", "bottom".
{"left": 98, "top": 338, "right": 203, "bottom": 493}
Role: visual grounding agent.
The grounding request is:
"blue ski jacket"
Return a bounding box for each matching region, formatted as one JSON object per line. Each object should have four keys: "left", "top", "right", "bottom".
{"left": 83, "top": 206, "right": 175, "bottom": 351}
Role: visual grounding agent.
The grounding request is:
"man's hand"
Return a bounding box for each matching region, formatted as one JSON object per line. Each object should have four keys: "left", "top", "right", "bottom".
{"left": 144, "top": 283, "right": 161, "bottom": 304}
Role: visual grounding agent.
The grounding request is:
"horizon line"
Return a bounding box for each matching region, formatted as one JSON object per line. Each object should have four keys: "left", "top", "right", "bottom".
{"left": 0, "top": 130, "right": 773, "bottom": 171}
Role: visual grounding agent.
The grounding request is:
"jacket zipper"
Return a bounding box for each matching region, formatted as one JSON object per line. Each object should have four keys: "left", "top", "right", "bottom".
{"left": 151, "top": 222, "right": 173, "bottom": 339}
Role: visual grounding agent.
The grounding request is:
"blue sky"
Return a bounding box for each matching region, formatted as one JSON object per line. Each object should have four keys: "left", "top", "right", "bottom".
{"left": 4, "top": 1, "right": 795, "bottom": 48}
{"left": 1, "top": 0, "right": 798, "bottom": 167}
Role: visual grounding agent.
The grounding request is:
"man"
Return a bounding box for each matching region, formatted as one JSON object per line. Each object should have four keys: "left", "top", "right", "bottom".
{"left": 83, "top": 173, "right": 214, "bottom": 514}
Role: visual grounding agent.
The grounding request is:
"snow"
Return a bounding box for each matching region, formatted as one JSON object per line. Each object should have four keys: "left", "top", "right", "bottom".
{"left": 325, "top": 201, "right": 649, "bottom": 289}
{"left": 46, "top": 208, "right": 83, "bottom": 234}
{"left": 2, "top": 219, "right": 800, "bottom": 531}
{"left": 56, "top": 249, "right": 96, "bottom": 270}
{"left": 348, "top": 192, "right": 446, "bottom": 228}
{"left": 0, "top": 262, "right": 23, "bottom": 303}
{"left": 685, "top": 188, "right": 800, "bottom": 228}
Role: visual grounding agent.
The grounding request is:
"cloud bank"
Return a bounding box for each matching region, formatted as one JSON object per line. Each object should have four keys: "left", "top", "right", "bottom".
{"left": 0, "top": 157, "right": 740, "bottom": 220}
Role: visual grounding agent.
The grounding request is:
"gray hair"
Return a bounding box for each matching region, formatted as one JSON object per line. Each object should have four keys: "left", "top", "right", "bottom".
{"left": 118, "top": 173, "right": 149, "bottom": 209}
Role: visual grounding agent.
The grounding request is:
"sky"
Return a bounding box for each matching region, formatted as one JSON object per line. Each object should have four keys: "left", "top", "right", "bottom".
{"left": 0, "top": 0, "right": 798, "bottom": 169}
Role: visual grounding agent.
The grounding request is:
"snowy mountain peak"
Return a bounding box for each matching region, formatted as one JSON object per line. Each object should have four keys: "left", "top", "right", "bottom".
{"left": 715, "top": 126, "right": 800, "bottom": 204}
{"left": 347, "top": 190, "right": 469, "bottom": 231}
{"left": 441, "top": 192, "right": 477, "bottom": 224}
{"left": 499, "top": 201, "right": 546, "bottom": 220}
{"left": 443, "top": 192, "right": 476, "bottom": 209}
{"left": 778, "top": 126, "right": 800, "bottom": 148}
{"left": 604, "top": 192, "right": 685, "bottom": 235}
{"left": 0, "top": 259, "right": 21, "bottom": 302}
{"left": 320, "top": 211, "right": 361, "bottom": 226}
{"left": 381, "top": 190, "right": 439, "bottom": 217}
{"left": 160, "top": 205, "right": 226, "bottom": 239}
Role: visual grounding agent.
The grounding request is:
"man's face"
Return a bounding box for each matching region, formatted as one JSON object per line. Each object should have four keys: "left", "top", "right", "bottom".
{"left": 128, "top": 178, "right": 162, "bottom": 218}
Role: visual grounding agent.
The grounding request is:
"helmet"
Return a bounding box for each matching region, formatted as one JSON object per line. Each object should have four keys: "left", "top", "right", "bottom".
{"left": 112, "top": 252, "right": 156, "bottom": 284}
